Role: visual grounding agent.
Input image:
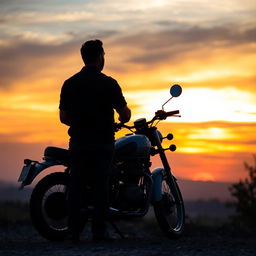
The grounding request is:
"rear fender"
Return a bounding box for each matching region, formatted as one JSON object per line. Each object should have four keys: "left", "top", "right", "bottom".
{"left": 151, "top": 167, "right": 164, "bottom": 203}
{"left": 19, "top": 159, "right": 67, "bottom": 188}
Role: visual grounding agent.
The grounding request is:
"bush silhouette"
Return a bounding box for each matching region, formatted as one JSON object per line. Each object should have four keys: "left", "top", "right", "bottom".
{"left": 229, "top": 155, "right": 256, "bottom": 225}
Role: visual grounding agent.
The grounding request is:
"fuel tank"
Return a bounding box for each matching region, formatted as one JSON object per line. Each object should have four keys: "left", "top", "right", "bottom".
{"left": 115, "top": 134, "right": 151, "bottom": 160}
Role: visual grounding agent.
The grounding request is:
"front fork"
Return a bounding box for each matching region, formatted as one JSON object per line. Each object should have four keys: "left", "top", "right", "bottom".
{"left": 152, "top": 129, "right": 180, "bottom": 201}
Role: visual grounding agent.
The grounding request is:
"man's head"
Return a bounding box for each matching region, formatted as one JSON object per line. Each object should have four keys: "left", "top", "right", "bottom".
{"left": 80, "top": 39, "right": 105, "bottom": 70}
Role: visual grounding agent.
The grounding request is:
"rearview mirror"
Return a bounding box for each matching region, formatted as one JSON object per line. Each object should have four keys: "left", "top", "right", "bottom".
{"left": 170, "top": 84, "right": 182, "bottom": 97}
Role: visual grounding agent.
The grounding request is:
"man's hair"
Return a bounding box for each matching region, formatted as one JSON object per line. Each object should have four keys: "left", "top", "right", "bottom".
{"left": 80, "top": 39, "right": 104, "bottom": 64}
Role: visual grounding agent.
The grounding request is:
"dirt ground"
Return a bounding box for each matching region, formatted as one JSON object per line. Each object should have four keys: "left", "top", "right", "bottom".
{"left": 0, "top": 218, "right": 255, "bottom": 256}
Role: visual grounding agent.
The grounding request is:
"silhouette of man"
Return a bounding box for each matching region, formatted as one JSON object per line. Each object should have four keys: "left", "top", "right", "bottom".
{"left": 59, "top": 39, "right": 131, "bottom": 241}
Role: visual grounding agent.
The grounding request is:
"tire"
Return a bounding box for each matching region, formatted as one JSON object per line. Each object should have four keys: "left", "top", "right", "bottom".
{"left": 153, "top": 176, "right": 185, "bottom": 239}
{"left": 30, "top": 172, "right": 86, "bottom": 241}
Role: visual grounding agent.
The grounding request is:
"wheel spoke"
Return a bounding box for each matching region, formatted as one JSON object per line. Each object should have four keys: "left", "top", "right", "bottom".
{"left": 41, "top": 183, "right": 68, "bottom": 231}
{"left": 154, "top": 177, "right": 185, "bottom": 238}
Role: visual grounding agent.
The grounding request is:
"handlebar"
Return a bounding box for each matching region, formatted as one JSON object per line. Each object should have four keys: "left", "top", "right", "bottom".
{"left": 155, "top": 110, "right": 179, "bottom": 120}
{"left": 166, "top": 110, "right": 180, "bottom": 116}
{"left": 114, "top": 109, "right": 180, "bottom": 132}
{"left": 115, "top": 122, "right": 132, "bottom": 130}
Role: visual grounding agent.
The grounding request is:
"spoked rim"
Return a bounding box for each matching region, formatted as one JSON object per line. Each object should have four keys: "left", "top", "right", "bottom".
{"left": 42, "top": 184, "right": 68, "bottom": 232}
{"left": 161, "top": 179, "right": 184, "bottom": 232}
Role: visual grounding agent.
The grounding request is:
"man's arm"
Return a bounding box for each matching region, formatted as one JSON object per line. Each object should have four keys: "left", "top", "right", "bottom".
{"left": 59, "top": 109, "right": 71, "bottom": 126}
{"left": 116, "top": 105, "right": 131, "bottom": 123}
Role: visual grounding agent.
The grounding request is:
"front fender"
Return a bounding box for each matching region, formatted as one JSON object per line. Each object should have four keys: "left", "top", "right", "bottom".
{"left": 20, "top": 160, "right": 67, "bottom": 187}
{"left": 151, "top": 167, "right": 165, "bottom": 203}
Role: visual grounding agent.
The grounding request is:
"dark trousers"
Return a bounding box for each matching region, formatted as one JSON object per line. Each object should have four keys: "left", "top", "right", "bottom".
{"left": 67, "top": 139, "right": 114, "bottom": 236}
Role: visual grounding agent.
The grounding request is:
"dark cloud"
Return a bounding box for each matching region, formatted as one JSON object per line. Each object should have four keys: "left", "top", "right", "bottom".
{"left": 0, "top": 30, "right": 117, "bottom": 89}
{"left": 0, "top": 40, "right": 77, "bottom": 89}
{"left": 130, "top": 50, "right": 171, "bottom": 64}
{"left": 0, "top": 24, "right": 255, "bottom": 89}
{"left": 114, "top": 25, "right": 256, "bottom": 64}
{"left": 244, "top": 27, "right": 256, "bottom": 42}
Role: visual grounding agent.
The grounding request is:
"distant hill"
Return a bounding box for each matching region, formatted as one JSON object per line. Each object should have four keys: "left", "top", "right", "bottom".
{"left": 184, "top": 199, "right": 235, "bottom": 218}
{"left": 0, "top": 179, "right": 235, "bottom": 218}
{"left": 0, "top": 178, "right": 233, "bottom": 202}
{"left": 0, "top": 181, "right": 32, "bottom": 202}
{"left": 178, "top": 178, "right": 233, "bottom": 201}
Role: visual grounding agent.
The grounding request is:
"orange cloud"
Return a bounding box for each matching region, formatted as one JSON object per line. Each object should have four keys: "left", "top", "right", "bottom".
{"left": 0, "top": 13, "right": 255, "bottom": 183}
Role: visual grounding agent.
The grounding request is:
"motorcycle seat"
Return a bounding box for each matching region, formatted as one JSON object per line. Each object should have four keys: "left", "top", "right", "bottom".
{"left": 44, "top": 146, "right": 69, "bottom": 162}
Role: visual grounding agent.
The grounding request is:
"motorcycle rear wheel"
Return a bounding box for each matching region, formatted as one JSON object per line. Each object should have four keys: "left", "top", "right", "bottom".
{"left": 153, "top": 177, "right": 185, "bottom": 239}
{"left": 30, "top": 172, "right": 87, "bottom": 241}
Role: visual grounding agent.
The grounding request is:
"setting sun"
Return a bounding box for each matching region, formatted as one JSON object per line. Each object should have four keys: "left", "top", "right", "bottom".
{"left": 192, "top": 172, "right": 216, "bottom": 182}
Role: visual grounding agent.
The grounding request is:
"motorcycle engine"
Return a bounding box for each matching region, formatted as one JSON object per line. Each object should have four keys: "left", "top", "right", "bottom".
{"left": 111, "top": 159, "right": 146, "bottom": 210}
{"left": 116, "top": 159, "right": 145, "bottom": 184}
{"left": 117, "top": 183, "right": 145, "bottom": 210}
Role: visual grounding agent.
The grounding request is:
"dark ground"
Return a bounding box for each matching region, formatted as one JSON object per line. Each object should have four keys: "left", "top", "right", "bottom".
{"left": 0, "top": 216, "right": 255, "bottom": 256}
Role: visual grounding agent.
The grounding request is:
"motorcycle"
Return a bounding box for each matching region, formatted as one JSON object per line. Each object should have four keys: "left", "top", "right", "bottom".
{"left": 18, "top": 84, "right": 185, "bottom": 241}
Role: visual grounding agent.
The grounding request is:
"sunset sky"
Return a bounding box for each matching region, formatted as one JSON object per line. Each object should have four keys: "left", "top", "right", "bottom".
{"left": 0, "top": 0, "right": 255, "bottom": 183}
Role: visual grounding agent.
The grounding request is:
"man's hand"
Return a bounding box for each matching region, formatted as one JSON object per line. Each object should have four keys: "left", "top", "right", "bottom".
{"left": 116, "top": 105, "right": 131, "bottom": 123}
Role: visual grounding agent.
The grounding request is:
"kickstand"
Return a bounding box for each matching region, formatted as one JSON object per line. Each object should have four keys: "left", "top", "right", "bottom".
{"left": 109, "top": 220, "right": 125, "bottom": 239}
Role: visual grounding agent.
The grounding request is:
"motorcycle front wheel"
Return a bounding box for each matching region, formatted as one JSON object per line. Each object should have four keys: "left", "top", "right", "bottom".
{"left": 153, "top": 176, "right": 185, "bottom": 239}
{"left": 30, "top": 172, "right": 87, "bottom": 241}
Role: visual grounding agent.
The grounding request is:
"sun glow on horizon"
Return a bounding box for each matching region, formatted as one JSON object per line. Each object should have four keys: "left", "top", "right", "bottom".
{"left": 125, "top": 87, "right": 256, "bottom": 123}
{"left": 192, "top": 172, "right": 216, "bottom": 182}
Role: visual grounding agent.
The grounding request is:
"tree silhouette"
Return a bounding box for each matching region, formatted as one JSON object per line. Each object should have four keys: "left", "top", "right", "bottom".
{"left": 229, "top": 155, "right": 256, "bottom": 225}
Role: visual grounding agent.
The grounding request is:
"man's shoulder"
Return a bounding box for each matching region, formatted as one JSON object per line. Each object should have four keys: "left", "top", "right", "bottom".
{"left": 65, "top": 71, "right": 82, "bottom": 84}
{"left": 100, "top": 72, "right": 118, "bottom": 86}
{"left": 61, "top": 71, "right": 84, "bottom": 91}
